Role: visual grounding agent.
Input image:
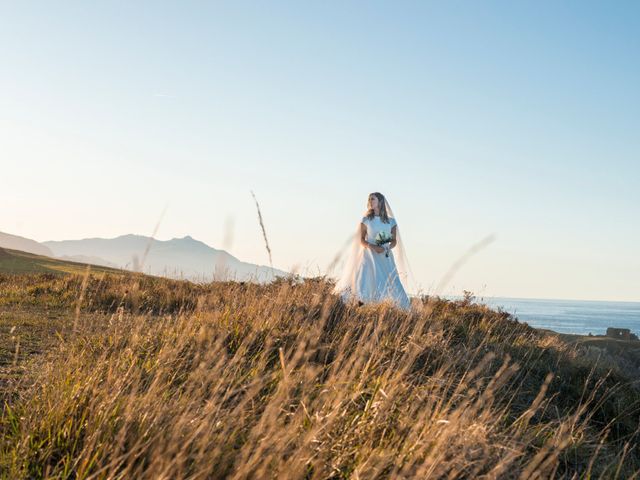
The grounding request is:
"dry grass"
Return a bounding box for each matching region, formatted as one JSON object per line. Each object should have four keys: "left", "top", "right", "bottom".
{"left": 1, "top": 272, "right": 639, "bottom": 479}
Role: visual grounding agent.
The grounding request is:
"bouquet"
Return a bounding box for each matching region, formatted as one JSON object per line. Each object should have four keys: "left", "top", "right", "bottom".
{"left": 374, "top": 231, "right": 393, "bottom": 257}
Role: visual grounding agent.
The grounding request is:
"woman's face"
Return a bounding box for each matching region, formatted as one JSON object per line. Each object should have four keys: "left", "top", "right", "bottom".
{"left": 368, "top": 194, "right": 379, "bottom": 211}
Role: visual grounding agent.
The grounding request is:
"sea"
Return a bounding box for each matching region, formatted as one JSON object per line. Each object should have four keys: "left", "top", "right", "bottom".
{"left": 474, "top": 297, "right": 640, "bottom": 337}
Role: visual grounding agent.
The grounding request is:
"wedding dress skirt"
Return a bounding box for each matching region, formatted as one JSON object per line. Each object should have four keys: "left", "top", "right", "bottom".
{"left": 337, "top": 215, "right": 411, "bottom": 311}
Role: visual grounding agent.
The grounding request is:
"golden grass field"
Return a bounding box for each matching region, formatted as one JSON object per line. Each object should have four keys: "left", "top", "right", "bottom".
{"left": 1, "top": 247, "right": 639, "bottom": 479}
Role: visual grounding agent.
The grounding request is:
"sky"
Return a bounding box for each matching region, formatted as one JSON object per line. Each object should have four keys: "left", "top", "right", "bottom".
{"left": 1, "top": 1, "right": 639, "bottom": 302}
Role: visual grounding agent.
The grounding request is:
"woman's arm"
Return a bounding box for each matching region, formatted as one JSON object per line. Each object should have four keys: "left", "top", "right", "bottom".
{"left": 360, "top": 223, "right": 369, "bottom": 247}
{"left": 390, "top": 225, "right": 398, "bottom": 249}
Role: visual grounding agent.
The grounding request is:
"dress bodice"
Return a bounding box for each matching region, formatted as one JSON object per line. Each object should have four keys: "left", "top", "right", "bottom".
{"left": 362, "top": 215, "right": 397, "bottom": 244}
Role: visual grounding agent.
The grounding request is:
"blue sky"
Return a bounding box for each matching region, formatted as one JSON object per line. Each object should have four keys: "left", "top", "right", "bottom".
{"left": 2, "top": 1, "right": 639, "bottom": 301}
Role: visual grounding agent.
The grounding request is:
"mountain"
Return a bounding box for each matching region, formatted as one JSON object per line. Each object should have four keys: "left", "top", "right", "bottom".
{"left": 0, "top": 231, "right": 54, "bottom": 257}
{"left": 42, "top": 234, "right": 287, "bottom": 283}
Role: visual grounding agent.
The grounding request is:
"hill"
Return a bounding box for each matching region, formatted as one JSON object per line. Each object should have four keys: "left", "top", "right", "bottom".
{"left": 1, "top": 272, "right": 639, "bottom": 478}
{"left": 542, "top": 329, "right": 640, "bottom": 381}
{"left": 0, "top": 232, "right": 53, "bottom": 257}
{"left": 0, "top": 247, "right": 125, "bottom": 276}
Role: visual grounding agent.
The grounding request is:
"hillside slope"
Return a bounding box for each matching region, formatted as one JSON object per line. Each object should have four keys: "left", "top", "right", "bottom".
{"left": 1, "top": 273, "right": 639, "bottom": 478}
{"left": 0, "top": 247, "right": 125, "bottom": 276}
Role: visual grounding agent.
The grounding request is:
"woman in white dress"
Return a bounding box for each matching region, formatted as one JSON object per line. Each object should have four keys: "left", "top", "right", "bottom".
{"left": 333, "top": 192, "right": 412, "bottom": 310}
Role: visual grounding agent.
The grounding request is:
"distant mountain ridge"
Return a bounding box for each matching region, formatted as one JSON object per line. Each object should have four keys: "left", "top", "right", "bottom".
{"left": 42, "top": 234, "right": 286, "bottom": 282}
{"left": 0, "top": 231, "right": 287, "bottom": 283}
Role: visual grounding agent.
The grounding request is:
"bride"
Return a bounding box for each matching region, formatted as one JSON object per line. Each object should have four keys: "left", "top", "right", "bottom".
{"left": 333, "top": 192, "right": 412, "bottom": 310}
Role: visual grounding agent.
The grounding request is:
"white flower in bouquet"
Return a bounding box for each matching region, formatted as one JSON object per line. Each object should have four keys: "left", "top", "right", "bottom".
{"left": 374, "top": 231, "right": 393, "bottom": 257}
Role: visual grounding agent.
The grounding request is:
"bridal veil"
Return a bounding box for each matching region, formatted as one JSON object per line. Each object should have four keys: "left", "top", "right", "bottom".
{"left": 331, "top": 197, "right": 416, "bottom": 303}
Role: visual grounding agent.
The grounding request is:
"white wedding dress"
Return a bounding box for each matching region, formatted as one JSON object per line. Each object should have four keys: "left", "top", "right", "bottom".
{"left": 336, "top": 215, "right": 411, "bottom": 310}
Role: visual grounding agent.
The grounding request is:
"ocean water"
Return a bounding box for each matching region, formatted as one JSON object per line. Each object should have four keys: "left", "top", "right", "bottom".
{"left": 478, "top": 297, "right": 640, "bottom": 336}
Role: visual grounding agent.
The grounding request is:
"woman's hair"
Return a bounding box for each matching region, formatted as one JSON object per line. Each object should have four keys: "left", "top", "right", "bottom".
{"left": 366, "top": 192, "right": 390, "bottom": 223}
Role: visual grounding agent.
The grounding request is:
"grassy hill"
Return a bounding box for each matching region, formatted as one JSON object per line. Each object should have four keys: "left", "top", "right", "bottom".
{"left": 544, "top": 329, "right": 640, "bottom": 381}
{"left": 1, "top": 269, "right": 639, "bottom": 478}
{"left": 0, "top": 247, "right": 125, "bottom": 276}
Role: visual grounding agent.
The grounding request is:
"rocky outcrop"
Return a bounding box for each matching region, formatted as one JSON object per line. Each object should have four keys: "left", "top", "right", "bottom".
{"left": 606, "top": 327, "right": 639, "bottom": 341}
